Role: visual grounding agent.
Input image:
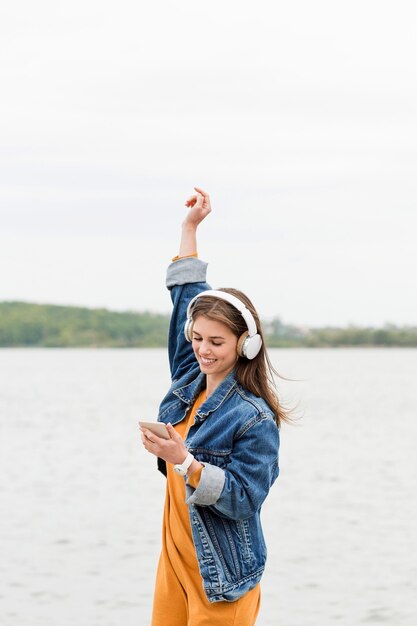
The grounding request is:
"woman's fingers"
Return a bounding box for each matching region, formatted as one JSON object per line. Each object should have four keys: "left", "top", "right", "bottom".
{"left": 185, "top": 188, "right": 209, "bottom": 204}
{"left": 140, "top": 426, "right": 168, "bottom": 451}
{"left": 140, "top": 428, "right": 154, "bottom": 447}
{"left": 185, "top": 188, "right": 211, "bottom": 216}
{"left": 185, "top": 194, "right": 197, "bottom": 207}
{"left": 140, "top": 427, "right": 164, "bottom": 449}
{"left": 194, "top": 187, "right": 211, "bottom": 213}
{"left": 194, "top": 186, "right": 209, "bottom": 198}
{"left": 166, "top": 423, "right": 182, "bottom": 441}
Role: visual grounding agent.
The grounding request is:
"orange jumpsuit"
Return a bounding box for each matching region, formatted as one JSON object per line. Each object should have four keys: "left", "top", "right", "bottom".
{"left": 151, "top": 390, "right": 261, "bottom": 626}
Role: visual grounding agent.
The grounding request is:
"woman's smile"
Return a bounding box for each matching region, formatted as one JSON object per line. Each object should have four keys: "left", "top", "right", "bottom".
{"left": 199, "top": 355, "right": 217, "bottom": 366}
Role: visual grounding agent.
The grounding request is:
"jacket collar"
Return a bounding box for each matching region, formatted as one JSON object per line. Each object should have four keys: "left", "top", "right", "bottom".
{"left": 173, "top": 370, "right": 238, "bottom": 422}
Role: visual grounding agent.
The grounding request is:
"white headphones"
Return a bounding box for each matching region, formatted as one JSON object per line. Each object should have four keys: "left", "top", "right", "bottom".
{"left": 184, "top": 290, "right": 262, "bottom": 360}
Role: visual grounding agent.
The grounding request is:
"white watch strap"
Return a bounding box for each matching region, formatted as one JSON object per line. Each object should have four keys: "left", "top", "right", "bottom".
{"left": 174, "top": 452, "right": 194, "bottom": 475}
{"left": 180, "top": 452, "right": 194, "bottom": 471}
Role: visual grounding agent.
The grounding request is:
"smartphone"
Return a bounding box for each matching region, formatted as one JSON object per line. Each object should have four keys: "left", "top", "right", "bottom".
{"left": 139, "top": 421, "right": 170, "bottom": 440}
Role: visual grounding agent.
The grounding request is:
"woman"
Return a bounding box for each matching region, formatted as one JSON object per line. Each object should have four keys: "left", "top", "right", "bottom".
{"left": 140, "top": 187, "right": 289, "bottom": 626}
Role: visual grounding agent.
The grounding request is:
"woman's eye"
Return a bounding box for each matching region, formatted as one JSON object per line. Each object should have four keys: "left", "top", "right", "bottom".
{"left": 192, "top": 337, "right": 222, "bottom": 347}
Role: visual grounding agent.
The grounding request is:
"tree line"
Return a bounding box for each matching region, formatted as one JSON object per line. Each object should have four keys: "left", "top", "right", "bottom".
{"left": 0, "top": 301, "right": 416, "bottom": 348}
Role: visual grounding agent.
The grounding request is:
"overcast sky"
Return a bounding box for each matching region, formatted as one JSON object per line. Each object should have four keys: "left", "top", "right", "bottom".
{"left": 1, "top": 0, "right": 416, "bottom": 326}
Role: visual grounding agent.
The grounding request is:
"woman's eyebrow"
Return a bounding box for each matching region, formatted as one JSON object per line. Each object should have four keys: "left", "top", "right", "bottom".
{"left": 193, "top": 332, "right": 226, "bottom": 340}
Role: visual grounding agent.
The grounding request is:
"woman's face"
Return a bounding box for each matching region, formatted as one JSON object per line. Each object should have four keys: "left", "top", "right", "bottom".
{"left": 191, "top": 315, "right": 238, "bottom": 382}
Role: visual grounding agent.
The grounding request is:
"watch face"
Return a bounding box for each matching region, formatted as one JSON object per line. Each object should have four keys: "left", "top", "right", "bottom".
{"left": 174, "top": 465, "right": 186, "bottom": 476}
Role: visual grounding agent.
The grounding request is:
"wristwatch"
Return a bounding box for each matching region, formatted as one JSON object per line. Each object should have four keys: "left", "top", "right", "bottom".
{"left": 174, "top": 452, "right": 194, "bottom": 476}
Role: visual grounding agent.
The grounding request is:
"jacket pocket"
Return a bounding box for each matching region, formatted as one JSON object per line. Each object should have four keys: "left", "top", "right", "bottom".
{"left": 188, "top": 448, "right": 231, "bottom": 469}
{"left": 197, "top": 508, "right": 243, "bottom": 583}
{"left": 200, "top": 509, "right": 243, "bottom": 582}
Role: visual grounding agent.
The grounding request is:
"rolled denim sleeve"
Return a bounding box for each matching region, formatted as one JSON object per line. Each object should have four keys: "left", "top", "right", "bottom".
{"left": 185, "top": 463, "right": 225, "bottom": 506}
{"left": 166, "top": 257, "right": 211, "bottom": 381}
{"left": 166, "top": 257, "right": 208, "bottom": 289}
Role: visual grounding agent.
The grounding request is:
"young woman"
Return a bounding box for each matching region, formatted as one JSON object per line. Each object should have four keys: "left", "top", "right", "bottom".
{"left": 140, "top": 187, "right": 289, "bottom": 626}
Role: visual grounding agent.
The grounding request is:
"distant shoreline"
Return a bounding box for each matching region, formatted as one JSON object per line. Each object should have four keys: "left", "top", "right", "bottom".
{"left": 1, "top": 301, "right": 416, "bottom": 348}
{"left": 1, "top": 345, "right": 416, "bottom": 350}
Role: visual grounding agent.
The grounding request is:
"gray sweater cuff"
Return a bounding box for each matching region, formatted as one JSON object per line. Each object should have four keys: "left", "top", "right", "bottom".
{"left": 185, "top": 463, "right": 225, "bottom": 506}
{"left": 166, "top": 257, "right": 208, "bottom": 289}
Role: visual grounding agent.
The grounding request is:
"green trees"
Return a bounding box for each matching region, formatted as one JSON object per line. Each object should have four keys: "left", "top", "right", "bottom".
{"left": 0, "top": 302, "right": 416, "bottom": 347}
{"left": 265, "top": 320, "right": 417, "bottom": 347}
{"left": 0, "top": 302, "right": 169, "bottom": 347}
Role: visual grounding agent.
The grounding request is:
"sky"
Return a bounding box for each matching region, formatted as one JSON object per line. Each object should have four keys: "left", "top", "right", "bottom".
{"left": 1, "top": 0, "right": 416, "bottom": 327}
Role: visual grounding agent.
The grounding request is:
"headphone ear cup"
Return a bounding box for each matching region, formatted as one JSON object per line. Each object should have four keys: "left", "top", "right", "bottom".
{"left": 184, "top": 318, "right": 194, "bottom": 343}
{"left": 245, "top": 334, "right": 262, "bottom": 359}
{"left": 237, "top": 331, "right": 249, "bottom": 357}
{"left": 237, "top": 332, "right": 262, "bottom": 359}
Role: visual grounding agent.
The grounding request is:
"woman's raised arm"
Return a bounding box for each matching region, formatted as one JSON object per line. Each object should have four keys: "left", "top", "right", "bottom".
{"left": 178, "top": 187, "right": 212, "bottom": 257}
{"left": 166, "top": 187, "right": 212, "bottom": 382}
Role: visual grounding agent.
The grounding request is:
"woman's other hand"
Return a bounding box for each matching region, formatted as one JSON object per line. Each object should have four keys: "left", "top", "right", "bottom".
{"left": 140, "top": 423, "right": 188, "bottom": 465}
{"left": 178, "top": 187, "right": 211, "bottom": 257}
{"left": 183, "top": 187, "right": 212, "bottom": 229}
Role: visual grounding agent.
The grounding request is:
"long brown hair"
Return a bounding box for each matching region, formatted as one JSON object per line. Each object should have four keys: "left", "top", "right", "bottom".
{"left": 189, "top": 288, "right": 291, "bottom": 428}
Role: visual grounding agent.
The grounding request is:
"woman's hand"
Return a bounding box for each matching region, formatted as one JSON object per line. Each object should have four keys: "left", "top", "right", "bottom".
{"left": 140, "top": 423, "right": 189, "bottom": 465}
{"left": 177, "top": 187, "right": 211, "bottom": 257}
{"left": 183, "top": 187, "right": 212, "bottom": 229}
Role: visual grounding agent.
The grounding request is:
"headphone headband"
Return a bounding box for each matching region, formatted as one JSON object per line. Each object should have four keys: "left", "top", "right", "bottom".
{"left": 186, "top": 290, "right": 258, "bottom": 337}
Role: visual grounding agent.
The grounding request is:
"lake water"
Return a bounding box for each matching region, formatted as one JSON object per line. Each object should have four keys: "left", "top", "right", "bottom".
{"left": 1, "top": 348, "right": 416, "bottom": 626}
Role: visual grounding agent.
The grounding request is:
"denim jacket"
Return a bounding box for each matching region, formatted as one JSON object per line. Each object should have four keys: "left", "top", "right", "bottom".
{"left": 157, "top": 257, "right": 280, "bottom": 603}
